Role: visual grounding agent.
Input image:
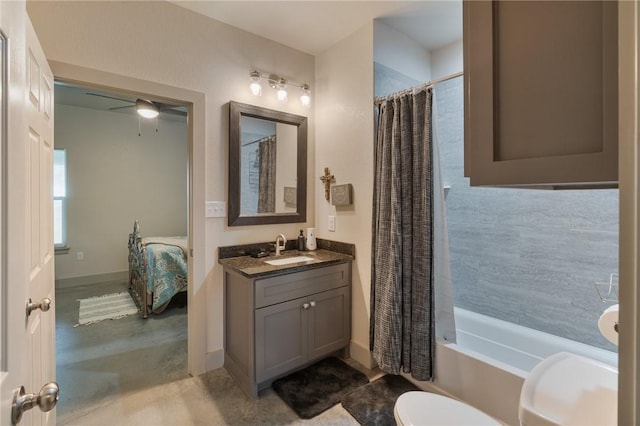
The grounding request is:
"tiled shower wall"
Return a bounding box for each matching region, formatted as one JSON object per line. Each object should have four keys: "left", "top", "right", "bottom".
{"left": 435, "top": 77, "right": 619, "bottom": 352}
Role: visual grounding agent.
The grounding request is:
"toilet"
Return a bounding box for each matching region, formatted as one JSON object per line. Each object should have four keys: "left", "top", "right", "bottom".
{"left": 518, "top": 352, "right": 617, "bottom": 425}
{"left": 394, "top": 391, "right": 501, "bottom": 425}
{"left": 394, "top": 352, "right": 618, "bottom": 426}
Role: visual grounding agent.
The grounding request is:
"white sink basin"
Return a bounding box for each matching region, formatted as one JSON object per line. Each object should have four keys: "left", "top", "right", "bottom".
{"left": 264, "top": 256, "right": 314, "bottom": 266}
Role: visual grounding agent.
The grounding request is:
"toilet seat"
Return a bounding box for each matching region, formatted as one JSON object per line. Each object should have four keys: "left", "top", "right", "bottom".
{"left": 394, "top": 391, "right": 501, "bottom": 426}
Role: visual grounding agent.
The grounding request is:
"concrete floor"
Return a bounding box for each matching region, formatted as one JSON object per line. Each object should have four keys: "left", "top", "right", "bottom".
{"left": 55, "top": 280, "right": 372, "bottom": 425}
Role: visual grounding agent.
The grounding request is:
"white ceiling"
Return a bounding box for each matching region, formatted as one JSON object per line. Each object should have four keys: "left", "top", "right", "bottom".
{"left": 170, "top": 1, "right": 462, "bottom": 55}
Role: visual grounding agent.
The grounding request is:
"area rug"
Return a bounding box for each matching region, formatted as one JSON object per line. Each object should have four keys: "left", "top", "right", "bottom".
{"left": 272, "top": 357, "right": 369, "bottom": 419}
{"left": 76, "top": 292, "right": 139, "bottom": 326}
{"left": 341, "top": 374, "right": 420, "bottom": 425}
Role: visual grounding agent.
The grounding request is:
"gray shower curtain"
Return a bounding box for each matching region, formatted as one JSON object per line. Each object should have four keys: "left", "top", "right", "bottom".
{"left": 257, "top": 135, "right": 276, "bottom": 213}
{"left": 370, "top": 87, "right": 434, "bottom": 381}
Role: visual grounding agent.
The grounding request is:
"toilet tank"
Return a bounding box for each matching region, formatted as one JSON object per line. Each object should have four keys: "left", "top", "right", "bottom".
{"left": 519, "top": 352, "right": 617, "bottom": 426}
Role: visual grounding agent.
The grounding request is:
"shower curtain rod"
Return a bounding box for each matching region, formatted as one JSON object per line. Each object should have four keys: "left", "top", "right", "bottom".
{"left": 374, "top": 71, "right": 464, "bottom": 104}
{"left": 242, "top": 134, "right": 275, "bottom": 147}
{"left": 427, "top": 71, "right": 464, "bottom": 87}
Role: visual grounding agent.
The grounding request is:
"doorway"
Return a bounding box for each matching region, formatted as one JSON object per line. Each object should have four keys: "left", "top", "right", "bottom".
{"left": 53, "top": 81, "right": 190, "bottom": 421}
{"left": 49, "top": 60, "right": 207, "bottom": 420}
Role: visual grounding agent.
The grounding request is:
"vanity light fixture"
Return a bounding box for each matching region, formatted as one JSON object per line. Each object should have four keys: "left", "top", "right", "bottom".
{"left": 272, "top": 77, "right": 288, "bottom": 103}
{"left": 136, "top": 99, "right": 159, "bottom": 119}
{"left": 300, "top": 84, "right": 311, "bottom": 107}
{"left": 249, "top": 70, "right": 262, "bottom": 96}
{"left": 248, "top": 70, "right": 311, "bottom": 107}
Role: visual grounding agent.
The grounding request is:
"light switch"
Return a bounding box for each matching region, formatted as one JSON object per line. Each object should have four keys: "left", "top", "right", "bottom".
{"left": 206, "top": 201, "right": 226, "bottom": 218}
{"left": 328, "top": 215, "right": 336, "bottom": 232}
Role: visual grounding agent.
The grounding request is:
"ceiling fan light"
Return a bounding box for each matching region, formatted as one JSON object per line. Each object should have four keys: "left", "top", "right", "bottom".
{"left": 136, "top": 99, "right": 159, "bottom": 119}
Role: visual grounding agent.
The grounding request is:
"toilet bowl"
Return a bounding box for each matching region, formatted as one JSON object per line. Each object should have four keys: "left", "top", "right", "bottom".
{"left": 394, "top": 391, "right": 501, "bottom": 426}
{"left": 394, "top": 351, "right": 618, "bottom": 426}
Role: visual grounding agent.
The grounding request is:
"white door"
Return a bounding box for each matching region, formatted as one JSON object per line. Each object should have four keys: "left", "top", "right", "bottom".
{"left": 0, "top": 2, "right": 56, "bottom": 426}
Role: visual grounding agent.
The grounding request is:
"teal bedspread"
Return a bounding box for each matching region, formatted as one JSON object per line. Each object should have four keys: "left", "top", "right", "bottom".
{"left": 145, "top": 243, "right": 188, "bottom": 311}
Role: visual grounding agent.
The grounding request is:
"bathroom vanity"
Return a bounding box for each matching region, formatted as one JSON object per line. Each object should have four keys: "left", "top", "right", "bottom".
{"left": 219, "top": 247, "right": 353, "bottom": 398}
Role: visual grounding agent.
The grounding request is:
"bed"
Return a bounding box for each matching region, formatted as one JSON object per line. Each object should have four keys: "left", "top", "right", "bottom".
{"left": 128, "top": 220, "right": 188, "bottom": 318}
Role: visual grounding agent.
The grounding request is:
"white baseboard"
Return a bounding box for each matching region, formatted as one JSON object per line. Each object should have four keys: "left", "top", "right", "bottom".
{"left": 55, "top": 270, "right": 129, "bottom": 289}
{"left": 350, "top": 340, "right": 378, "bottom": 369}
{"left": 206, "top": 348, "right": 225, "bottom": 372}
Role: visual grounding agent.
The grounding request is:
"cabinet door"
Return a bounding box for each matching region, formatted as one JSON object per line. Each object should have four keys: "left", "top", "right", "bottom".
{"left": 307, "top": 287, "right": 351, "bottom": 360}
{"left": 464, "top": 1, "right": 618, "bottom": 187}
{"left": 255, "top": 297, "right": 308, "bottom": 382}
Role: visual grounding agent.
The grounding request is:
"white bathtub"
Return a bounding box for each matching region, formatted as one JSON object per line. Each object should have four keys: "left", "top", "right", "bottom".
{"left": 423, "top": 308, "right": 618, "bottom": 425}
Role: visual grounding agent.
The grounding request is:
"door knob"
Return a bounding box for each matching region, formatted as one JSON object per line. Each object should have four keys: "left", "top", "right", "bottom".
{"left": 309, "top": 301, "right": 316, "bottom": 308}
{"left": 26, "top": 297, "right": 51, "bottom": 317}
{"left": 302, "top": 303, "right": 310, "bottom": 310}
{"left": 12, "top": 382, "right": 59, "bottom": 424}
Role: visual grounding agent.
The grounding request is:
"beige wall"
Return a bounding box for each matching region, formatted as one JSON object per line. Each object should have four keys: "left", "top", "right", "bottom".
{"left": 54, "top": 103, "right": 188, "bottom": 281}
{"left": 373, "top": 20, "right": 431, "bottom": 83}
{"left": 430, "top": 39, "right": 463, "bottom": 80}
{"left": 315, "top": 23, "right": 375, "bottom": 367}
{"left": 275, "top": 122, "right": 298, "bottom": 213}
{"left": 27, "top": 0, "right": 315, "bottom": 368}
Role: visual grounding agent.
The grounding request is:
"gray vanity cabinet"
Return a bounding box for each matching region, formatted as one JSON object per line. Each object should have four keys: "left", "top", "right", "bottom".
{"left": 224, "top": 261, "right": 351, "bottom": 398}
{"left": 255, "top": 286, "right": 350, "bottom": 382}
{"left": 463, "top": 1, "right": 618, "bottom": 187}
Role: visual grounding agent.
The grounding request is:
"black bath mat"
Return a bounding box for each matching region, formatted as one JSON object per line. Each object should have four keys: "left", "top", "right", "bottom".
{"left": 271, "top": 357, "right": 369, "bottom": 419}
{"left": 342, "top": 374, "right": 420, "bottom": 425}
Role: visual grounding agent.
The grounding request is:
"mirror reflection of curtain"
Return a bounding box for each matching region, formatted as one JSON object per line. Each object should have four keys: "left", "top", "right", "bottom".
{"left": 257, "top": 135, "right": 277, "bottom": 213}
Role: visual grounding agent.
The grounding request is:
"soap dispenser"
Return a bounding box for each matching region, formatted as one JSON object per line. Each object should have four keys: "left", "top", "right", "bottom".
{"left": 306, "top": 227, "right": 317, "bottom": 251}
{"left": 297, "top": 230, "right": 305, "bottom": 251}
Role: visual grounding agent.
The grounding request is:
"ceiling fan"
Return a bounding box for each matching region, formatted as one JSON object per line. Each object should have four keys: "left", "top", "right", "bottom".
{"left": 85, "top": 92, "right": 187, "bottom": 118}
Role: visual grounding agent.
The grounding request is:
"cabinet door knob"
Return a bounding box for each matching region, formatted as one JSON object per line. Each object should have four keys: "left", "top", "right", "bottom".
{"left": 302, "top": 303, "right": 310, "bottom": 310}
{"left": 309, "top": 301, "right": 316, "bottom": 308}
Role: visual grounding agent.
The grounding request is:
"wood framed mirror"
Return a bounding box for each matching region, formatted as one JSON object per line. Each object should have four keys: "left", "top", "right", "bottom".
{"left": 228, "top": 101, "right": 307, "bottom": 226}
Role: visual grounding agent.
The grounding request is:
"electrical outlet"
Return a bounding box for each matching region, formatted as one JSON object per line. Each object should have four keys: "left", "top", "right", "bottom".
{"left": 76, "top": 251, "right": 84, "bottom": 261}
{"left": 206, "top": 201, "right": 226, "bottom": 218}
{"left": 328, "top": 215, "right": 336, "bottom": 232}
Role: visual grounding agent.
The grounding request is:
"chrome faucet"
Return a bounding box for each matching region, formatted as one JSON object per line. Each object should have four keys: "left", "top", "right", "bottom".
{"left": 275, "top": 234, "right": 287, "bottom": 256}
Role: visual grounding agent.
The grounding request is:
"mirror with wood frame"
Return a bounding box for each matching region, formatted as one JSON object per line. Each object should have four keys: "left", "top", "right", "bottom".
{"left": 228, "top": 101, "right": 307, "bottom": 226}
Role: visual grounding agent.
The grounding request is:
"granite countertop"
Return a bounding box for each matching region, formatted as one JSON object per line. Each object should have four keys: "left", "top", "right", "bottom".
{"left": 218, "top": 249, "right": 353, "bottom": 278}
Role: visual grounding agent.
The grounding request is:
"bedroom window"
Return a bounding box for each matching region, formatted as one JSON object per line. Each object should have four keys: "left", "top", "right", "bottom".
{"left": 54, "top": 149, "right": 68, "bottom": 251}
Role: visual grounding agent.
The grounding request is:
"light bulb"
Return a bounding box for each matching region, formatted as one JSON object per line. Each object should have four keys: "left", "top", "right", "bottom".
{"left": 249, "top": 70, "right": 262, "bottom": 96}
{"left": 300, "top": 84, "right": 311, "bottom": 107}
{"left": 276, "top": 79, "right": 288, "bottom": 103}
{"left": 250, "top": 82, "right": 262, "bottom": 96}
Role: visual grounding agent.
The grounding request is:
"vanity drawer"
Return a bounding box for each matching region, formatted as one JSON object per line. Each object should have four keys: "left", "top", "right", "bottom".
{"left": 255, "top": 262, "right": 350, "bottom": 308}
